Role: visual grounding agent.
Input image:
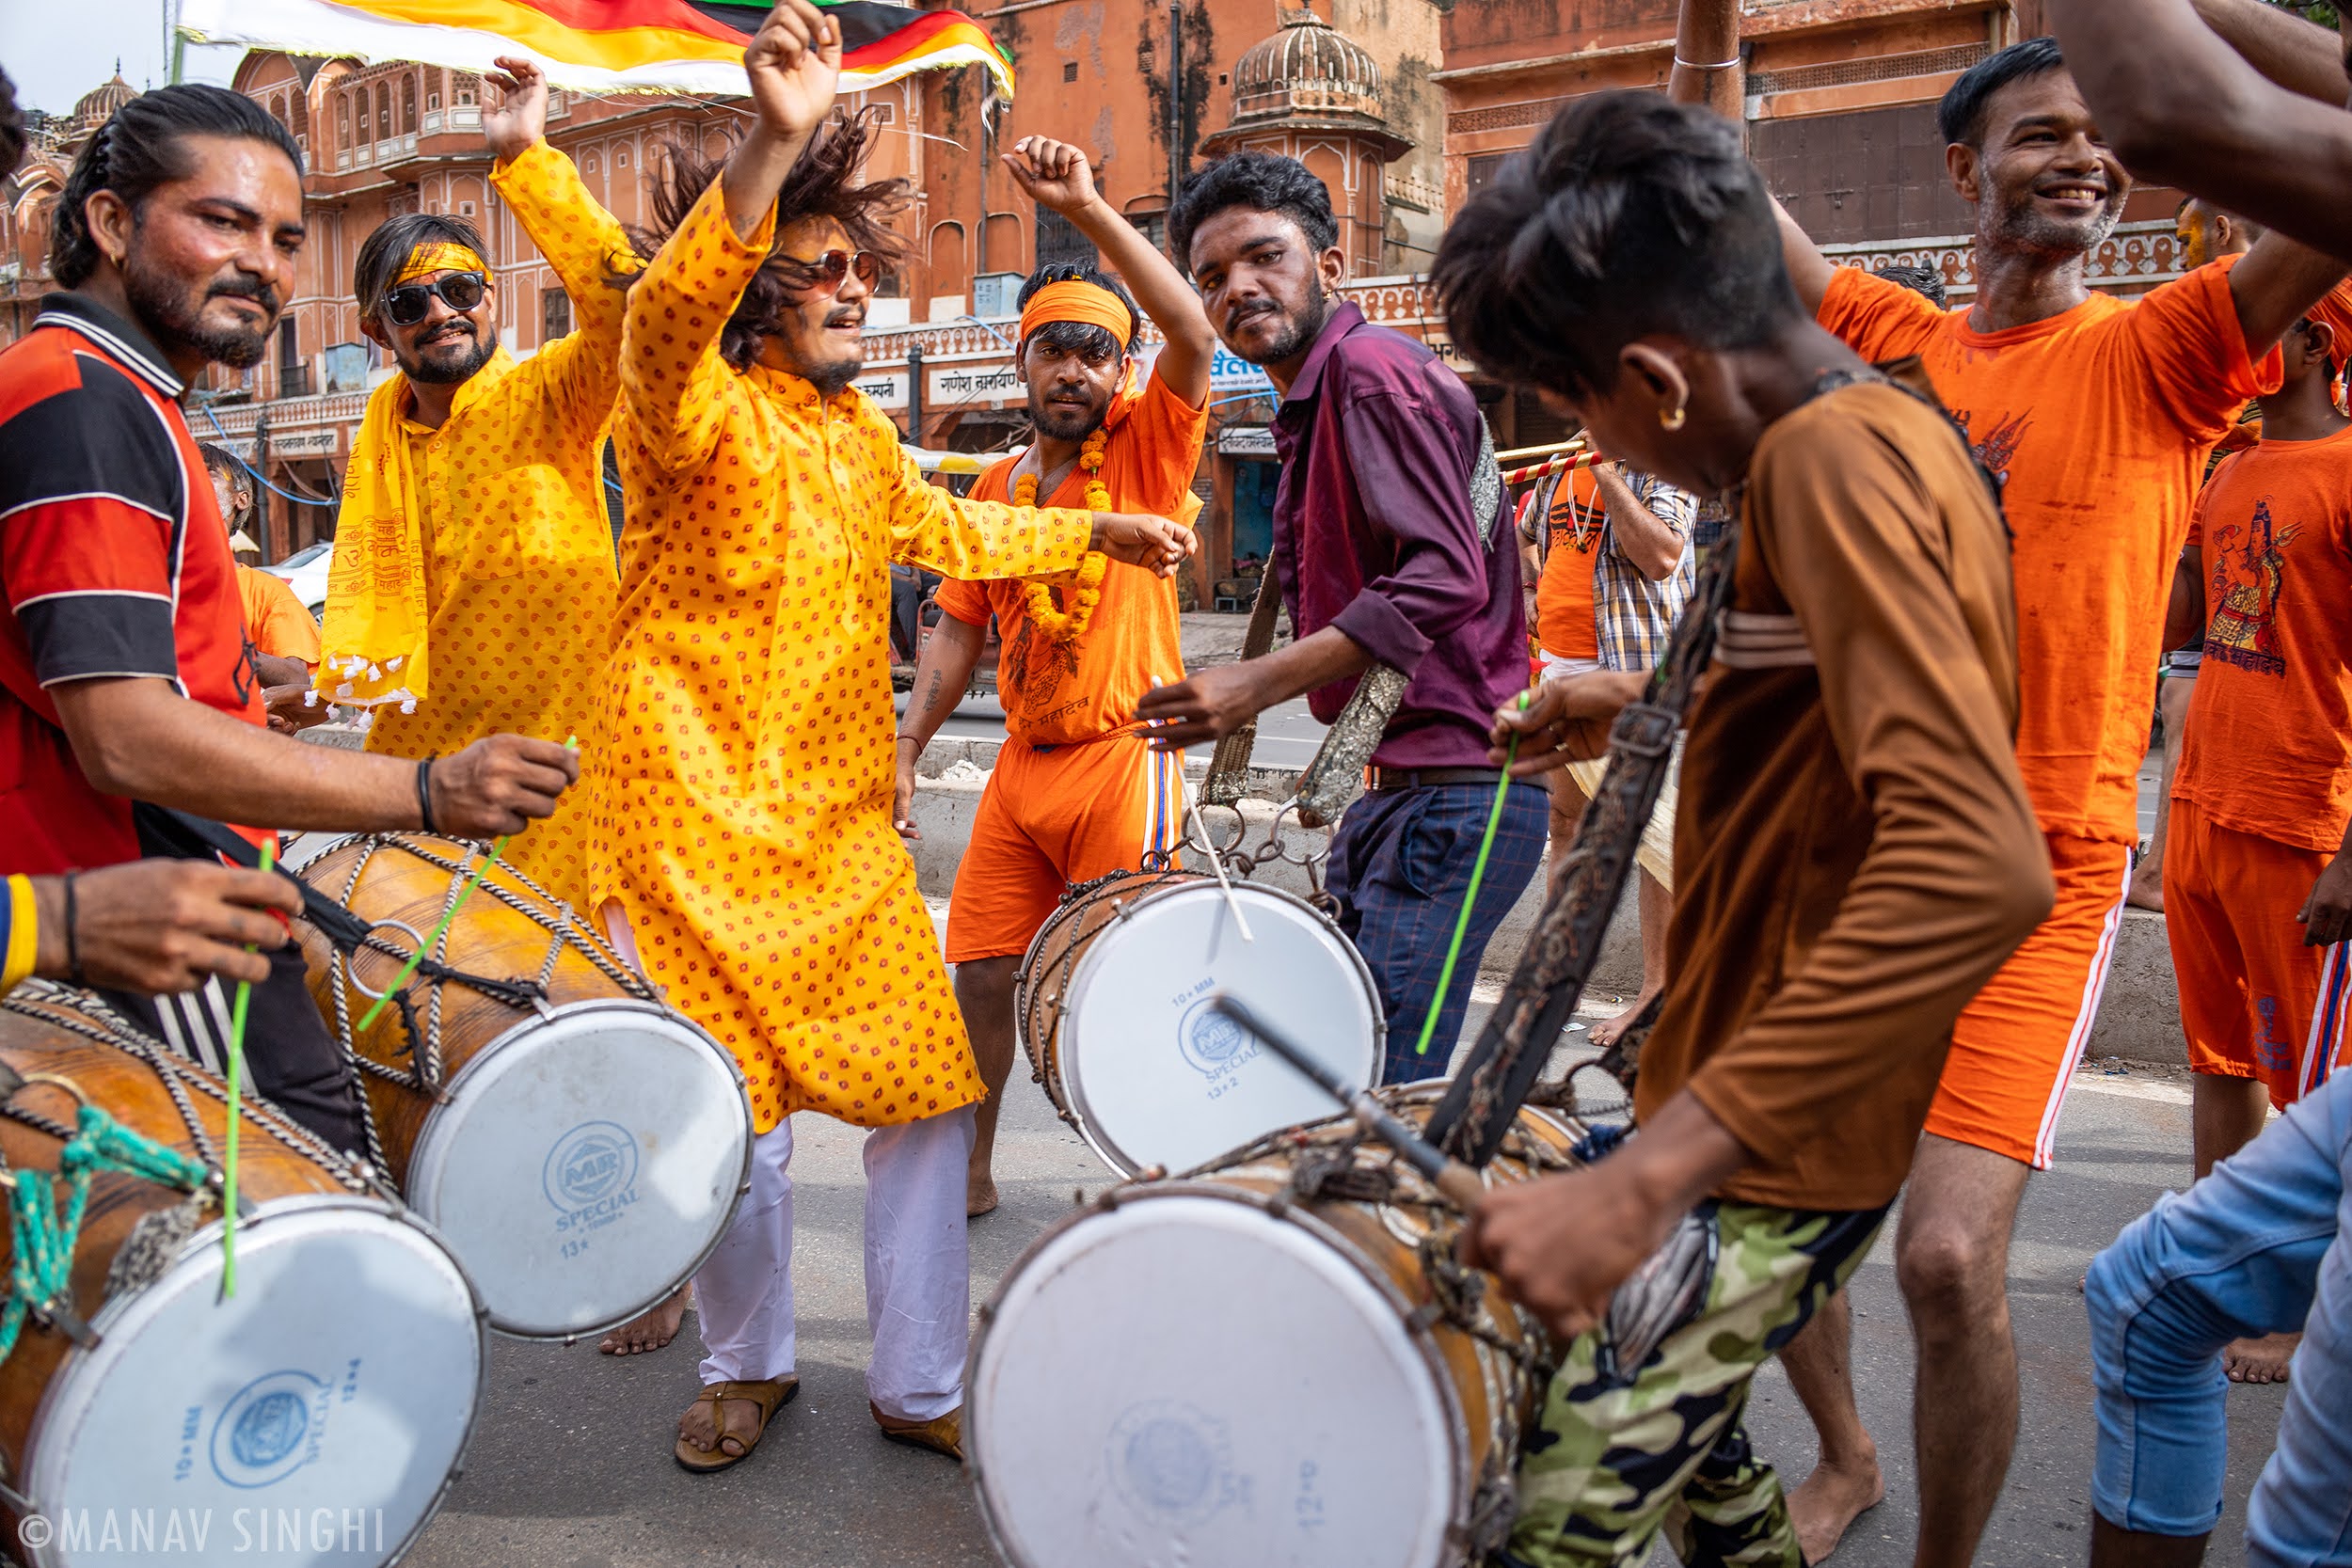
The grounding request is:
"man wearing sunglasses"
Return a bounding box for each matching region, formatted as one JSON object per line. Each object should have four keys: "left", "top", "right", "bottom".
{"left": 604, "top": 0, "right": 1196, "bottom": 1474}
{"left": 894, "top": 135, "right": 1216, "bottom": 1218}
{"left": 320, "top": 54, "right": 628, "bottom": 922}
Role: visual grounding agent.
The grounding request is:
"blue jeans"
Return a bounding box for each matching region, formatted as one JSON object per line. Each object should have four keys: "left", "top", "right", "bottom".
{"left": 2086, "top": 1073, "right": 2352, "bottom": 1561}
{"left": 1323, "top": 779, "right": 1548, "bottom": 1086}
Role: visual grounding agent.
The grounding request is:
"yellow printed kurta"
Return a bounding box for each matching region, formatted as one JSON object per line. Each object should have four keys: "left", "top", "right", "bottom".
{"left": 604, "top": 178, "right": 1093, "bottom": 1132}
{"left": 327, "top": 141, "right": 628, "bottom": 910}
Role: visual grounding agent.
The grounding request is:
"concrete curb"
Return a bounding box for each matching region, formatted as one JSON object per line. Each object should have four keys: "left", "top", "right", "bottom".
{"left": 905, "top": 756, "right": 2189, "bottom": 1068}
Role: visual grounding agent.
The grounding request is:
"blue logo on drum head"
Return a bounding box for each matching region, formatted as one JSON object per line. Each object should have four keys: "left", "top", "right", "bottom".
{"left": 1176, "top": 996, "right": 1256, "bottom": 1078}
{"left": 1106, "top": 1401, "right": 1238, "bottom": 1524}
{"left": 211, "top": 1370, "right": 323, "bottom": 1488}
{"left": 544, "top": 1121, "right": 640, "bottom": 1212}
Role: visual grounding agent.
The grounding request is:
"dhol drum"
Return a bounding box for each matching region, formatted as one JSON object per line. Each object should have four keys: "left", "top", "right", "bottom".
{"left": 0, "top": 986, "right": 482, "bottom": 1568}
{"left": 1014, "top": 871, "right": 1385, "bottom": 1177}
{"left": 967, "top": 1084, "right": 1577, "bottom": 1568}
{"left": 286, "top": 833, "right": 753, "bottom": 1339}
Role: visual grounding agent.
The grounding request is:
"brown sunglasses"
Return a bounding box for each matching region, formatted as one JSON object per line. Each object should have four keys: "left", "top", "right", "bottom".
{"left": 774, "top": 247, "right": 883, "bottom": 296}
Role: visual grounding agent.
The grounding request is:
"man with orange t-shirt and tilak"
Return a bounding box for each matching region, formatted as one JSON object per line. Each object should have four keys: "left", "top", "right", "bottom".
{"left": 2164, "top": 310, "right": 2352, "bottom": 1384}
{"left": 1694, "top": 36, "right": 2350, "bottom": 1568}
{"left": 895, "top": 135, "right": 1214, "bottom": 1218}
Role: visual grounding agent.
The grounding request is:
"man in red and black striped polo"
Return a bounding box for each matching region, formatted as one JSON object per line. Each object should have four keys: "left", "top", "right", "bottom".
{"left": 0, "top": 84, "right": 577, "bottom": 1151}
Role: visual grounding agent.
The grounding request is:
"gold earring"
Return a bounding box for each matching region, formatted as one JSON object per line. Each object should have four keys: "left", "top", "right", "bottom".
{"left": 1659, "top": 401, "right": 1688, "bottom": 432}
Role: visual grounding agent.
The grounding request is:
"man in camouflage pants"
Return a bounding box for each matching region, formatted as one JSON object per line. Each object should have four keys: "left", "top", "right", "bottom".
{"left": 1435, "top": 92, "right": 2051, "bottom": 1566}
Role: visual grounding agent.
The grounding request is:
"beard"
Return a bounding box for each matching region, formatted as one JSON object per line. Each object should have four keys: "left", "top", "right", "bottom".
{"left": 1029, "top": 390, "right": 1108, "bottom": 443}
{"left": 1227, "top": 282, "right": 1329, "bottom": 368}
{"left": 1993, "top": 182, "right": 2124, "bottom": 261}
{"left": 775, "top": 302, "right": 865, "bottom": 397}
{"left": 124, "top": 252, "right": 278, "bottom": 370}
{"left": 400, "top": 323, "right": 497, "bottom": 386}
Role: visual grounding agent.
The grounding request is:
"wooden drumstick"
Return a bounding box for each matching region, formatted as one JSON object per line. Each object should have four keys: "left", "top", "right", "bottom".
{"left": 1208, "top": 994, "right": 1486, "bottom": 1212}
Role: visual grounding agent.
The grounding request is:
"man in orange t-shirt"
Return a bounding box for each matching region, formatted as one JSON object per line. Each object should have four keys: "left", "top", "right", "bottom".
{"left": 1736, "top": 37, "right": 2346, "bottom": 1567}
{"left": 2167, "top": 312, "right": 2352, "bottom": 1382}
{"left": 896, "top": 136, "right": 1212, "bottom": 1216}
{"left": 199, "top": 443, "right": 323, "bottom": 734}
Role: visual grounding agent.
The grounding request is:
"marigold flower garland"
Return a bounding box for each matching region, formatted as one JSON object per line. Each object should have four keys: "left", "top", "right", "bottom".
{"left": 1014, "top": 426, "right": 1112, "bottom": 642}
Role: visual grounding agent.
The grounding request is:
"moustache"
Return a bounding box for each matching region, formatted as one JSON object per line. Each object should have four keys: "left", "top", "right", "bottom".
{"left": 823, "top": 308, "right": 864, "bottom": 329}
{"left": 207, "top": 277, "right": 282, "bottom": 316}
{"left": 1227, "top": 301, "right": 1279, "bottom": 329}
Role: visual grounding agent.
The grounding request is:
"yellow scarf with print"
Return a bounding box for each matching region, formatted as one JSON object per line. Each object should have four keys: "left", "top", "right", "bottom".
{"left": 316, "top": 347, "right": 515, "bottom": 708}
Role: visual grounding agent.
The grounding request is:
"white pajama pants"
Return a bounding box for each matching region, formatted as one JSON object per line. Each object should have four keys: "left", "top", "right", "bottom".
{"left": 691, "top": 1105, "right": 977, "bottom": 1422}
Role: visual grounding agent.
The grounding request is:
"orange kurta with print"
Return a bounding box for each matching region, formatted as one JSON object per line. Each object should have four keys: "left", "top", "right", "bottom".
{"left": 1820, "top": 262, "right": 2280, "bottom": 846}
{"left": 603, "top": 177, "right": 1092, "bottom": 1132}
{"left": 334, "top": 142, "right": 627, "bottom": 911}
{"left": 2176, "top": 426, "right": 2352, "bottom": 852}
{"left": 932, "top": 371, "right": 1202, "bottom": 746}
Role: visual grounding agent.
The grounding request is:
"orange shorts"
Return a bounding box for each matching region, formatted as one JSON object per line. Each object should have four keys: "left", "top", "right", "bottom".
{"left": 1924, "top": 832, "right": 2132, "bottom": 1169}
{"left": 2165, "top": 795, "right": 2352, "bottom": 1108}
{"left": 943, "top": 730, "right": 1184, "bottom": 964}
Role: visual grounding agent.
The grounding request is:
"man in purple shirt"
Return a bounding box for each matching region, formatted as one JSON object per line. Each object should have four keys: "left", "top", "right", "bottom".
{"left": 1138, "top": 152, "right": 1544, "bottom": 1083}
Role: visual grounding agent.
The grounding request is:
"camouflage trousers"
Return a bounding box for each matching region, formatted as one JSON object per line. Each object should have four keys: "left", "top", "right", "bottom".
{"left": 1498, "top": 1200, "right": 1888, "bottom": 1568}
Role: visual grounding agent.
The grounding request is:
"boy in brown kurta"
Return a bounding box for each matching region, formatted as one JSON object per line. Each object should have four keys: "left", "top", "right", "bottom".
{"left": 1432, "top": 93, "right": 2054, "bottom": 1566}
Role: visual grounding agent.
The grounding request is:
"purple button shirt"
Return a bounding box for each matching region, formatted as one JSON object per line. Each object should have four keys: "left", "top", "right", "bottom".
{"left": 1270, "top": 302, "right": 1526, "bottom": 770}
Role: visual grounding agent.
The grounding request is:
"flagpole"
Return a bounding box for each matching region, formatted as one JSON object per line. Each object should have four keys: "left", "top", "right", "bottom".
{"left": 167, "top": 0, "right": 186, "bottom": 85}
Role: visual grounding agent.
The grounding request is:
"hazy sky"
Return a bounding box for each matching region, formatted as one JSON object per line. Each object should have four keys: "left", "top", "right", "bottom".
{"left": 2, "top": 0, "right": 242, "bottom": 116}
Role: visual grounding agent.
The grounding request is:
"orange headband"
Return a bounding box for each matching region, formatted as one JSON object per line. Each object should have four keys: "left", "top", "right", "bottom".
{"left": 1019, "top": 279, "right": 1136, "bottom": 347}
{"left": 395, "top": 242, "right": 487, "bottom": 284}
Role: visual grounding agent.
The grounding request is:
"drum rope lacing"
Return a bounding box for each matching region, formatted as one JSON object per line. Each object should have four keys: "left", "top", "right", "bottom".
{"left": 315, "top": 835, "right": 659, "bottom": 1186}
{"left": 1186, "top": 1111, "right": 1581, "bottom": 1560}
{"left": 0, "top": 987, "right": 371, "bottom": 1367}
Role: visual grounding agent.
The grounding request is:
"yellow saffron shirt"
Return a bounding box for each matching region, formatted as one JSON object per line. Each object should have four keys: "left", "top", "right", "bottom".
{"left": 326, "top": 141, "right": 628, "bottom": 911}
{"left": 603, "top": 179, "right": 1093, "bottom": 1132}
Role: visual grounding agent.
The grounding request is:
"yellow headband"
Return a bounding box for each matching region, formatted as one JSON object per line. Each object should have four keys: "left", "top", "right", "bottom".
{"left": 395, "top": 243, "right": 488, "bottom": 284}
{"left": 1019, "top": 279, "right": 1136, "bottom": 346}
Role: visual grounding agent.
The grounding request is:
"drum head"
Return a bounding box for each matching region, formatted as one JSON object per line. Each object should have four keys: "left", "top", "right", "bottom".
{"left": 1059, "top": 883, "right": 1382, "bottom": 1175}
{"left": 25, "top": 1197, "right": 480, "bottom": 1568}
{"left": 404, "top": 1001, "right": 753, "bottom": 1339}
{"left": 970, "top": 1193, "right": 1456, "bottom": 1568}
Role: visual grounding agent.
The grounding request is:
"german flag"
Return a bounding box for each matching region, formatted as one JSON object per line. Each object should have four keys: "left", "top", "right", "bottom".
{"left": 179, "top": 0, "right": 1015, "bottom": 98}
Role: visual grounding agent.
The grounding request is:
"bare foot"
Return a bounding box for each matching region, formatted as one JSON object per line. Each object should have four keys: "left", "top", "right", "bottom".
{"left": 2224, "top": 1331, "right": 2298, "bottom": 1384}
{"left": 1588, "top": 984, "right": 1663, "bottom": 1051}
{"left": 601, "top": 1286, "right": 689, "bottom": 1355}
{"left": 967, "top": 1173, "right": 999, "bottom": 1218}
{"left": 1788, "top": 1451, "right": 1885, "bottom": 1565}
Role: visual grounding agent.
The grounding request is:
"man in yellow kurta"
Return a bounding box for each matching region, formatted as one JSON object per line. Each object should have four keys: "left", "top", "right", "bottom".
{"left": 317, "top": 57, "right": 624, "bottom": 911}
{"left": 599, "top": 0, "right": 1194, "bottom": 1473}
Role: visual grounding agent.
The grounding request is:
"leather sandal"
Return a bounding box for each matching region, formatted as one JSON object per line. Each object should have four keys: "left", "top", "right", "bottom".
{"left": 871, "top": 1401, "right": 962, "bottom": 1461}
{"left": 674, "top": 1375, "right": 799, "bottom": 1473}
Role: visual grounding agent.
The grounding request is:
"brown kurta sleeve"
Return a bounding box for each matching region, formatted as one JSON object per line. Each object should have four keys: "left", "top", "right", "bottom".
{"left": 1678, "top": 388, "right": 2055, "bottom": 1176}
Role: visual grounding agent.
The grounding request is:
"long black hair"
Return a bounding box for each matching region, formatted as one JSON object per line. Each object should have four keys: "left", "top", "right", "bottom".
{"left": 629, "top": 108, "right": 911, "bottom": 372}
{"left": 50, "top": 84, "right": 305, "bottom": 289}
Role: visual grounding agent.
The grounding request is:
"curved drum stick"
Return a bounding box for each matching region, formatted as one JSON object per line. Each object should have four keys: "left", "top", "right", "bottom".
{"left": 1208, "top": 993, "right": 1486, "bottom": 1212}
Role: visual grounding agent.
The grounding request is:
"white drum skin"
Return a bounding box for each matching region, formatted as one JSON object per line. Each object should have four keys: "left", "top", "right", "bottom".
{"left": 1030, "top": 880, "right": 1385, "bottom": 1177}
{"left": 967, "top": 1190, "right": 1462, "bottom": 1568}
{"left": 19, "top": 1196, "right": 483, "bottom": 1568}
{"left": 401, "top": 1001, "right": 754, "bottom": 1340}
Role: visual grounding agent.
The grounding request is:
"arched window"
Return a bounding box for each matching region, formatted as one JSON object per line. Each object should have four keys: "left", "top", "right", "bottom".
{"left": 375, "top": 83, "right": 391, "bottom": 140}
{"left": 335, "top": 93, "right": 350, "bottom": 148}
{"left": 401, "top": 75, "right": 417, "bottom": 135}
{"left": 270, "top": 94, "right": 287, "bottom": 128}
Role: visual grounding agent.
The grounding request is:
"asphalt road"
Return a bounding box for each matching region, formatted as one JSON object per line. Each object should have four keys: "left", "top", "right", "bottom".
{"left": 404, "top": 985, "right": 2285, "bottom": 1568}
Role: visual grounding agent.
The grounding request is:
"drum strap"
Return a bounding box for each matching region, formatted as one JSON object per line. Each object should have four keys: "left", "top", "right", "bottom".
{"left": 1200, "top": 420, "right": 1509, "bottom": 830}
{"left": 1428, "top": 360, "right": 1996, "bottom": 1166}
{"left": 150, "top": 811, "right": 551, "bottom": 1012}
{"left": 1425, "top": 520, "right": 1740, "bottom": 1166}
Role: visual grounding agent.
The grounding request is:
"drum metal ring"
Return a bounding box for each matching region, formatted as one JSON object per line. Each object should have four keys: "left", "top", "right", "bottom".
{"left": 346, "top": 919, "right": 430, "bottom": 1002}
